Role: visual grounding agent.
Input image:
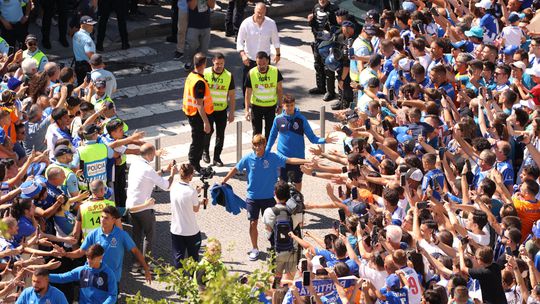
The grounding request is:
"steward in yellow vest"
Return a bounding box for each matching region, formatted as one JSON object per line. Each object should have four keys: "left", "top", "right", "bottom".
{"left": 23, "top": 34, "right": 48, "bottom": 72}
{"left": 74, "top": 180, "right": 115, "bottom": 239}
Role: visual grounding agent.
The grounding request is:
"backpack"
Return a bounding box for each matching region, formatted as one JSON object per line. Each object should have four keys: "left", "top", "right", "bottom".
{"left": 271, "top": 207, "right": 294, "bottom": 253}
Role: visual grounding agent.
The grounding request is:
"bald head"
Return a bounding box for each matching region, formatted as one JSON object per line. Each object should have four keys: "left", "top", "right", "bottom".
{"left": 254, "top": 3, "right": 266, "bottom": 22}
{"left": 140, "top": 143, "right": 156, "bottom": 161}
{"left": 90, "top": 180, "right": 105, "bottom": 197}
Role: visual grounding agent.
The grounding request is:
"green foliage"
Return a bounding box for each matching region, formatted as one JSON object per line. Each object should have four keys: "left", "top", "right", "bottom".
{"left": 126, "top": 255, "right": 274, "bottom": 304}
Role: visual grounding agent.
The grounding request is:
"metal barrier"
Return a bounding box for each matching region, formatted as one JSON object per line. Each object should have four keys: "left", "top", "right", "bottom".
{"left": 236, "top": 120, "right": 242, "bottom": 163}
{"left": 154, "top": 137, "right": 161, "bottom": 171}
{"left": 320, "top": 105, "right": 326, "bottom": 152}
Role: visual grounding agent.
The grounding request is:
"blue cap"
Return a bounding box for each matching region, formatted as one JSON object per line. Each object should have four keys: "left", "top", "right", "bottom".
{"left": 7, "top": 77, "right": 22, "bottom": 90}
{"left": 20, "top": 180, "right": 43, "bottom": 199}
{"left": 386, "top": 274, "right": 401, "bottom": 290}
{"left": 451, "top": 40, "right": 467, "bottom": 50}
{"left": 508, "top": 12, "right": 521, "bottom": 24}
{"left": 352, "top": 202, "right": 368, "bottom": 215}
{"left": 402, "top": 1, "right": 417, "bottom": 12}
{"left": 503, "top": 45, "right": 519, "bottom": 55}
{"left": 342, "top": 20, "right": 354, "bottom": 28}
{"left": 397, "top": 133, "right": 413, "bottom": 143}
{"left": 464, "top": 27, "right": 484, "bottom": 39}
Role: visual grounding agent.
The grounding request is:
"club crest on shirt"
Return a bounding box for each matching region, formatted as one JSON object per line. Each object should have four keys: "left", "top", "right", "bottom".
{"left": 263, "top": 160, "right": 270, "bottom": 169}
{"left": 110, "top": 237, "right": 117, "bottom": 247}
{"left": 97, "top": 277, "right": 104, "bottom": 286}
{"left": 292, "top": 122, "right": 299, "bottom": 130}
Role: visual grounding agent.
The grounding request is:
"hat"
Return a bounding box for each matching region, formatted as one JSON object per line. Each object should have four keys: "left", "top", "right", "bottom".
{"left": 503, "top": 45, "right": 519, "bottom": 55}
{"left": 406, "top": 168, "right": 423, "bottom": 182}
{"left": 402, "top": 1, "right": 417, "bottom": 12}
{"left": 363, "top": 24, "right": 378, "bottom": 35}
{"left": 335, "top": 9, "right": 349, "bottom": 17}
{"left": 397, "top": 133, "right": 413, "bottom": 143}
{"left": 398, "top": 58, "right": 414, "bottom": 72}
{"left": 364, "top": 9, "right": 380, "bottom": 22}
{"left": 80, "top": 15, "right": 97, "bottom": 25}
{"left": 386, "top": 274, "right": 401, "bottom": 290}
{"left": 526, "top": 65, "right": 540, "bottom": 77}
{"left": 519, "top": 99, "right": 536, "bottom": 110}
{"left": 475, "top": 0, "right": 492, "bottom": 9}
{"left": 7, "top": 77, "right": 22, "bottom": 90}
{"left": 20, "top": 180, "right": 43, "bottom": 199}
{"left": 508, "top": 12, "right": 521, "bottom": 24}
{"left": 26, "top": 162, "right": 46, "bottom": 176}
{"left": 54, "top": 145, "right": 74, "bottom": 158}
{"left": 94, "top": 79, "right": 106, "bottom": 88}
{"left": 464, "top": 26, "right": 484, "bottom": 39}
{"left": 451, "top": 40, "right": 467, "bottom": 50}
{"left": 25, "top": 34, "right": 37, "bottom": 43}
{"left": 352, "top": 202, "right": 368, "bottom": 215}
{"left": 342, "top": 20, "right": 354, "bottom": 28}
{"left": 83, "top": 123, "right": 100, "bottom": 135}
{"left": 511, "top": 61, "right": 527, "bottom": 73}
{"left": 89, "top": 54, "right": 103, "bottom": 66}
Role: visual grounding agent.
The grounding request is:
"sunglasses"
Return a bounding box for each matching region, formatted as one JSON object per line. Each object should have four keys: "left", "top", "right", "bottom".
{"left": 27, "top": 42, "right": 36, "bottom": 46}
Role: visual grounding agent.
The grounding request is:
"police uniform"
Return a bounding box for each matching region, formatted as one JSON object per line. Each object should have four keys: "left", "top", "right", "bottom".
{"left": 183, "top": 70, "right": 214, "bottom": 172}
{"left": 96, "top": 0, "right": 129, "bottom": 50}
{"left": 245, "top": 65, "right": 283, "bottom": 139}
{"left": 308, "top": 1, "right": 338, "bottom": 96}
{"left": 23, "top": 48, "right": 48, "bottom": 72}
{"left": 72, "top": 26, "right": 96, "bottom": 85}
{"left": 77, "top": 140, "right": 113, "bottom": 187}
{"left": 203, "top": 66, "right": 235, "bottom": 164}
{"left": 332, "top": 27, "right": 359, "bottom": 110}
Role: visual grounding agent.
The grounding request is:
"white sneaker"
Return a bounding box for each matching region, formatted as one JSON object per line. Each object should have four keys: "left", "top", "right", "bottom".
{"left": 248, "top": 249, "right": 259, "bottom": 261}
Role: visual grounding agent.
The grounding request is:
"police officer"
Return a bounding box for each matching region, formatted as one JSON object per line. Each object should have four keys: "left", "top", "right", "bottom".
{"left": 46, "top": 145, "right": 80, "bottom": 198}
{"left": 203, "top": 52, "right": 235, "bottom": 167}
{"left": 74, "top": 179, "right": 116, "bottom": 239}
{"left": 23, "top": 34, "right": 48, "bottom": 72}
{"left": 41, "top": 0, "right": 69, "bottom": 49}
{"left": 183, "top": 52, "right": 213, "bottom": 173}
{"left": 72, "top": 16, "right": 97, "bottom": 85}
{"left": 245, "top": 51, "right": 283, "bottom": 139}
{"left": 96, "top": 0, "right": 129, "bottom": 51}
{"left": 331, "top": 20, "right": 359, "bottom": 110}
{"left": 77, "top": 124, "right": 116, "bottom": 187}
{"left": 307, "top": 0, "right": 338, "bottom": 101}
{"left": 88, "top": 80, "right": 113, "bottom": 107}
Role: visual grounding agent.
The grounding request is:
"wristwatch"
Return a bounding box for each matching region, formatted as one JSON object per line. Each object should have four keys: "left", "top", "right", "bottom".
{"left": 311, "top": 171, "right": 317, "bottom": 177}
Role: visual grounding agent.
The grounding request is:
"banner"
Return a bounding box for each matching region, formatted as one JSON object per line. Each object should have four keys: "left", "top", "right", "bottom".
{"left": 293, "top": 275, "right": 358, "bottom": 296}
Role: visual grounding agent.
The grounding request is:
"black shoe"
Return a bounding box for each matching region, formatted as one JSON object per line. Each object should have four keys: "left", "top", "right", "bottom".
{"left": 166, "top": 36, "right": 177, "bottom": 43}
{"left": 173, "top": 51, "right": 183, "bottom": 60}
{"left": 225, "top": 31, "right": 235, "bottom": 37}
{"left": 121, "top": 42, "right": 130, "bottom": 50}
{"left": 323, "top": 92, "right": 336, "bottom": 101}
{"left": 42, "top": 39, "right": 51, "bottom": 49}
{"left": 331, "top": 100, "right": 346, "bottom": 110}
{"left": 213, "top": 159, "right": 224, "bottom": 167}
{"left": 184, "top": 63, "right": 192, "bottom": 72}
{"left": 59, "top": 39, "right": 69, "bottom": 48}
{"left": 309, "top": 87, "right": 326, "bottom": 95}
{"left": 202, "top": 152, "right": 210, "bottom": 164}
{"left": 96, "top": 44, "right": 104, "bottom": 52}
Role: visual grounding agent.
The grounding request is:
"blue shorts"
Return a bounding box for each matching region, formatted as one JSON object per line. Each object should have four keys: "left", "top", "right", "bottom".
{"left": 279, "top": 164, "right": 303, "bottom": 183}
{"left": 246, "top": 198, "right": 276, "bottom": 221}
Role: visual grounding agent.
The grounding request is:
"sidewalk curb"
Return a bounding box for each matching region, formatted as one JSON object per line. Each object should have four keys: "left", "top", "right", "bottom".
{"left": 128, "top": 0, "right": 314, "bottom": 41}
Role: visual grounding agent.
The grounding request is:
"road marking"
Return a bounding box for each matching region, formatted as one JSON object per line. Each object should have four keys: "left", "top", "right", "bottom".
{"left": 58, "top": 46, "right": 158, "bottom": 67}
{"left": 278, "top": 44, "right": 314, "bottom": 71}
{"left": 115, "top": 60, "right": 185, "bottom": 80}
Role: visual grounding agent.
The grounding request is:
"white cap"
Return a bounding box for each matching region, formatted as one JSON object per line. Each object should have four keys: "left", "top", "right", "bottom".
{"left": 511, "top": 61, "right": 527, "bottom": 73}
{"left": 311, "top": 255, "right": 324, "bottom": 273}
{"left": 526, "top": 65, "right": 540, "bottom": 77}
{"left": 475, "top": 0, "right": 492, "bottom": 9}
{"left": 398, "top": 58, "right": 414, "bottom": 72}
{"left": 406, "top": 168, "right": 423, "bottom": 182}
{"left": 518, "top": 99, "right": 536, "bottom": 110}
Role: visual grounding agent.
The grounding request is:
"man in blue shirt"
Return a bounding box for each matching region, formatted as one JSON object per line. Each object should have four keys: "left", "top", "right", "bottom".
{"left": 72, "top": 16, "right": 96, "bottom": 85}
{"left": 266, "top": 94, "right": 335, "bottom": 191}
{"left": 475, "top": 0, "right": 499, "bottom": 43}
{"left": 494, "top": 140, "right": 514, "bottom": 192}
{"left": 222, "top": 134, "right": 310, "bottom": 261}
{"left": 0, "top": 0, "right": 31, "bottom": 47}
{"left": 421, "top": 153, "right": 445, "bottom": 201}
{"left": 50, "top": 244, "right": 117, "bottom": 304}
{"left": 62, "top": 206, "right": 152, "bottom": 286}
{"left": 16, "top": 269, "right": 69, "bottom": 304}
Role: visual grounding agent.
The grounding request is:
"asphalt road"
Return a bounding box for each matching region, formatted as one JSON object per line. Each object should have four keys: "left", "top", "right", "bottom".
{"left": 82, "top": 14, "right": 346, "bottom": 302}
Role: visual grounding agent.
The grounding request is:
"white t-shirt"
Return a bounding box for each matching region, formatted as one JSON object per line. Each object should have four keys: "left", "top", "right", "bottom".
{"left": 501, "top": 26, "right": 525, "bottom": 48}
{"left": 505, "top": 285, "right": 522, "bottom": 304}
{"left": 358, "top": 260, "right": 388, "bottom": 290}
{"left": 170, "top": 181, "right": 200, "bottom": 236}
{"left": 417, "top": 54, "right": 432, "bottom": 72}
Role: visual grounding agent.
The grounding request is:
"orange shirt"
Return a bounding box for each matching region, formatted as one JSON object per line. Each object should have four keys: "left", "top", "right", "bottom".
{"left": 1, "top": 108, "right": 18, "bottom": 143}
{"left": 512, "top": 196, "right": 540, "bottom": 241}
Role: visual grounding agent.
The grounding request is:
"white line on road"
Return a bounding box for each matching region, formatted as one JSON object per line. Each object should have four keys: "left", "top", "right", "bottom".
{"left": 58, "top": 46, "right": 158, "bottom": 67}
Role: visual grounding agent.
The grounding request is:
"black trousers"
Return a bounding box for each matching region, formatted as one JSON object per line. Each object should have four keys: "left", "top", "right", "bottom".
{"left": 225, "top": 0, "right": 247, "bottom": 34}
{"left": 129, "top": 0, "right": 138, "bottom": 14}
{"left": 204, "top": 109, "right": 227, "bottom": 161}
{"left": 1, "top": 22, "right": 28, "bottom": 47}
{"left": 41, "top": 0, "right": 68, "bottom": 42}
{"left": 170, "top": 0, "right": 178, "bottom": 37}
{"left": 114, "top": 162, "right": 127, "bottom": 208}
{"left": 97, "top": 0, "right": 129, "bottom": 46}
{"left": 312, "top": 40, "right": 336, "bottom": 93}
{"left": 74, "top": 61, "right": 91, "bottom": 86}
{"left": 252, "top": 105, "right": 275, "bottom": 139}
{"left": 188, "top": 113, "right": 208, "bottom": 169}
{"left": 171, "top": 231, "right": 201, "bottom": 269}
{"left": 242, "top": 59, "right": 257, "bottom": 96}
{"left": 337, "top": 69, "right": 353, "bottom": 106}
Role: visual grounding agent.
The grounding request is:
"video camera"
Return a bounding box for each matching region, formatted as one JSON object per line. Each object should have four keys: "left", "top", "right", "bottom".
{"left": 285, "top": 172, "right": 305, "bottom": 215}
{"left": 199, "top": 166, "right": 215, "bottom": 209}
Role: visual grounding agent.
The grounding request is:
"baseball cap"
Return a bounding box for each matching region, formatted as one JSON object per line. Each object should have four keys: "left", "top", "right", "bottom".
{"left": 386, "top": 274, "right": 401, "bottom": 290}
{"left": 352, "top": 202, "right": 368, "bottom": 215}
{"left": 526, "top": 65, "right": 540, "bottom": 77}
{"left": 25, "top": 34, "right": 37, "bottom": 43}
{"left": 475, "top": 0, "right": 492, "bottom": 9}
{"left": 511, "top": 61, "right": 527, "bottom": 73}
{"left": 518, "top": 99, "right": 536, "bottom": 110}
{"left": 80, "top": 15, "right": 97, "bottom": 25}
{"left": 402, "top": 1, "right": 417, "bottom": 12}
{"left": 7, "top": 77, "right": 22, "bottom": 90}
{"left": 396, "top": 133, "right": 413, "bottom": 143}
{"left": 83, "top": 123, "right": 101, "bottom": 135}
{"left": 89, "top": 54, "right": 103, "bottom": 66}
{"left": 508, "top": 12, "right": 521, "bottom": 24}
{"left": 451, "top": 40, "right": 468, "bottom": 50}
{"left": 398, "top": 58, "right": 414, "bottom": 71}
{"left": 464, "top": 26, "right": 484, "bottom": 39}
{"left": 54, "top": 145, "right": 74, "bottom": 158}
{"left": 364, "top": 9, "right": 380, "bottom": 22}
{"left": 20, "top": 180, "right": 43, "bottom": 199}
{"left": 342, "top": 20, "right": 354, "bottom": 28}
{"left": 503, "top": 45, "right": 519, "bottom": 56}
{"left": 406, "top": 168, "right": 423, "bottom": 182}
{"left": 335, "top": 9, "right": 349, "bottom": 17}
{"left": 363, "top": 24, "right": 378, "bottom": 35}
{"left": 94, "top": 79, "right": 107, "bottom": 88}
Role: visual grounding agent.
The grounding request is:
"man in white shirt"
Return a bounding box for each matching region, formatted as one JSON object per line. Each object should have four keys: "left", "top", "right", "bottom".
{"left": 236, "top": 2, "right": 280, "bottom": 94}
{"left": 126, "top": 143, "right": 177, "bottom": 271}
{"left": 89, "top": 54, "right": 117, "bottom": 98}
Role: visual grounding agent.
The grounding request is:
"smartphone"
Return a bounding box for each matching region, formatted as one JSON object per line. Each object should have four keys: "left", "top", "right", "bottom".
{"left": 365, "top": 119, "right": 371, "bottom": 131}
{"left": 339, "top": 224, "right": 347, "bottom": 236}
{"left": 303, "top": 271, "right": 311, "bottom": 286}
{"left": 341, "top": 125, "right": 353, "bottom": 136}
{"left": 505, "top": 246, "right": 512, "bottom": 255}
{"left": 338, "top": 185, "right": 344, "bottom": 198}
{"left": 465, "top": 159, "right": 471, "bottom": 172}
{"left": 430, "top": 7, "right": 440, "bottom": 16}
{"left": 516, "top": 134, "right": 525, "bottom": 142}
{"left": 341, "top": 167, "right": 347, "bottom": 173}
{"left": 400, "top": 174, "right": 406, "bottom": 187}
{"left": 417, "top": 201, "right": 428, "bottom": 209}
{"left": 438, "top": 147, "right": 445, "bottom": 159}
{"left": 85, "top": 72, "right": 92, "bottom": 83}
{"left": 301, "top": 259, "right": 308, "bottom": 272}
{"left": 389, "top": 88, "right": 395, "bottom": 101}
{"left": 351, "top": 187, "right": 358, "bottom": 200}
{"left": 487, "top": 88, "right": 493, "bottom": 100}
{"left": 8, "top": 46, "right": 14, "bottom": 55}
{"left": 333, "top": 220, "right": 340, "bottom": 230}
{"left": 338, "top": 208, "right": 346, "bottom": 222}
